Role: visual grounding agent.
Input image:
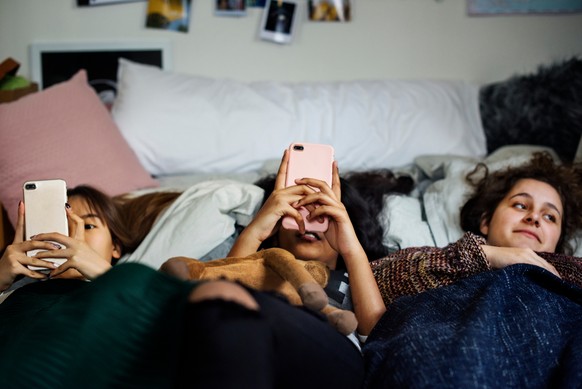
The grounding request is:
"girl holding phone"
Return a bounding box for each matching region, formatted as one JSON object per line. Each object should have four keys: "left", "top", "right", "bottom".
{"left": 0, "top": 185, "right": 365, "bottom": 388}
{"left": 228, "top": 148, "right": 413, "bottom": 337}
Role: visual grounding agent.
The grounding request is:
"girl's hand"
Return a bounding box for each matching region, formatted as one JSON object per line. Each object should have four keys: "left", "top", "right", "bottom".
{"left": 295, "top": 162, "right": 362, "bottom": 258}
{"left": 229, "top": 150, "right": 317, "bottom": 256}
{"left": 32, "top": 206, "right": 112, "bottom": 280}
{"left": 0, "top": 202, "right": 58, "bottom": 291}
{"left": 482, "top": 245, "right": 560, "bottom": 278}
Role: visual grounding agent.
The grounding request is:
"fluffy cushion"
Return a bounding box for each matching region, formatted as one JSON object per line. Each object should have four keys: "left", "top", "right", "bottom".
{"left": 480, "top": 57, "right": 582, "bottom": 162}
{"left": 0, "top": 70, "right": 158, "bottom": 226}
{"left": 112, "top": 59, "right": 486, "bottom": 176}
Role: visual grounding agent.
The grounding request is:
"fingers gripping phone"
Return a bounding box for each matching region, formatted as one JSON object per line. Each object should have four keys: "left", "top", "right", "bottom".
{"left": 282, "top": 143, "right": 334, "bottom": 232}
{"left": 23, "top": 179, "right": 68, "bottom": 270}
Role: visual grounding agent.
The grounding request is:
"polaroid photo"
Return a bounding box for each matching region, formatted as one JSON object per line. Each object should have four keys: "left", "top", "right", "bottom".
{"left": 215, "top": 0, "right": 247, "bottom": 16}
{"left": 309, "top": 0, "right": 351, "bottom": 22}
{"left": 259, "top": 0, "right": 299, "bottom": 44}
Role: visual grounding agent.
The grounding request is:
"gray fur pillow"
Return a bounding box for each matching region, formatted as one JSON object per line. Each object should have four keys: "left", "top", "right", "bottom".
{"left": 479, "top": 57, "right": 582, "bottom": 162}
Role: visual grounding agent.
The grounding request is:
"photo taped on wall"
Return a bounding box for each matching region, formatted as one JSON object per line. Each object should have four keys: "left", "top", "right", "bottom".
{"left": 259, "top": 0, "right": 299, "bottom": 44}
{"left": 215, "top": 0, "right": 247, "bottom": 16}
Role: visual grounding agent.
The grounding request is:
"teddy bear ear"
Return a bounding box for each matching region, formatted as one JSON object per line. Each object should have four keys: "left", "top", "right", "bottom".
{"left": 304, "top": 261, "right": 329, "bottom": 286}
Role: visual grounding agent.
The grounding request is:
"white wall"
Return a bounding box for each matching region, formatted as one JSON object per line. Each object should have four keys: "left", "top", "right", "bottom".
{"left": 1, "top": 0, "right": 581, "bottom": 84}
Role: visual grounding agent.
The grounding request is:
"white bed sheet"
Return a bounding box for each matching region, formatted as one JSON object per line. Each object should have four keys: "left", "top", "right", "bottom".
{"left": 119, "top": 180, "right": 264, "bottom": 269}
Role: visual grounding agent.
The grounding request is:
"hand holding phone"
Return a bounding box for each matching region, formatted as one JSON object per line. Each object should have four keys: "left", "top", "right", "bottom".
{"left": 23, "top": 179, "right": 68, "bottom": 270}
{"left": 281, "top": 143, "right": 334, "bottom": 232}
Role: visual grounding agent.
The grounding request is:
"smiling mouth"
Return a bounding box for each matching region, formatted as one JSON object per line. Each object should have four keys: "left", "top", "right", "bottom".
{"left": 515, "top": 230, "right": 541, "bottom": 243}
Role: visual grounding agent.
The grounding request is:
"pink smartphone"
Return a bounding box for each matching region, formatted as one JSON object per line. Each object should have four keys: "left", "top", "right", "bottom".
{"left": 281, "top": 143, "right": 334, "bottom": 232}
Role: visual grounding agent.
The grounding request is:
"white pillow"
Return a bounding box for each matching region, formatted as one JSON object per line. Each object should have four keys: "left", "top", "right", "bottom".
{"left": 381, "top": 194, "right": 435, "bottom": 251}
{"left": 112, "top": 59, "right": 487, "bottom": 176}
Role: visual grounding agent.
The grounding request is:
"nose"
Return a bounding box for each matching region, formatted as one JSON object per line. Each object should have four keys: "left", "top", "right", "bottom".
{"left": 525, "top": 214, "right": 540, "bottom": 227}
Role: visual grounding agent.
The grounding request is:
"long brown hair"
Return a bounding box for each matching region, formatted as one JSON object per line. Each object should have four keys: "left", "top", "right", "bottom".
{"left": 114, "top": 191, "right": 182, "bottom": 254}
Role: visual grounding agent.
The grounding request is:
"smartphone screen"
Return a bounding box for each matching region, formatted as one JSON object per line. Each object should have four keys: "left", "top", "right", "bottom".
{"left": 282, "top": 143, "right": 334, "bottom": 232}
{"left": 23, "top": 179, "right": 68, "bottom": 269}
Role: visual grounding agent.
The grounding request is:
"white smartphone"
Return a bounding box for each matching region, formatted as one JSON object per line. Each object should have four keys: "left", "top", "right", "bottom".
{"left": 259, "top": 0, "right": 299, "bottom": 45}
{"left": 23, "top": 179, "right": 68, "bottom": 270}
{"left": 282, "top": 143, "right": 334, "bottom": 232}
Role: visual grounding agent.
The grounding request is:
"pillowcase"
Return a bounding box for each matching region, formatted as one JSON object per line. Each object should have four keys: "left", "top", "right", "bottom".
{"left": 112, "top": 58, "right": 487, "bottom": 176}
{"left": 0, "top": 70, "right": 158, "bottom": 226}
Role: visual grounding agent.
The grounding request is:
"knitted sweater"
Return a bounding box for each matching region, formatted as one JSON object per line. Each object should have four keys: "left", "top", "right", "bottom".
{"left": 371, "top": 232, "right": 582, "bottom": 307}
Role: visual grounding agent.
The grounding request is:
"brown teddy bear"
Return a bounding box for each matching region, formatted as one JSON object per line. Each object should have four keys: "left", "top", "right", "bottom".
{"left": 160, "top": 247, "right": 358, "bottom": 335}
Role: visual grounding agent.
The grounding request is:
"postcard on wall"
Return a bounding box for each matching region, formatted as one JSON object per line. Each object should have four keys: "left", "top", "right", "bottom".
{"left": 215, "top": 0, "right": 247, "bottom": 16}
{"left": 259, "top": 0, "right": 298, "bottom": 44}
{"left": 467, "top": 0, "right": 582, "bottom": 15}
{"left": 309, "top": 0, "right": 351, "bottom": 22}
{"left": 146, "top": 0, "right": 192, "bottom": 33}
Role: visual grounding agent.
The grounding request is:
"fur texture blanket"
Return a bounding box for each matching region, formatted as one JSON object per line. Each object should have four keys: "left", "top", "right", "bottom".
{"left": 480, "top": 57, "right": 582, "bottom": 162}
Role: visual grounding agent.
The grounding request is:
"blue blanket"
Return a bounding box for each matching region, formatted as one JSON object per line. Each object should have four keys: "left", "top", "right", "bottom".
{"left": 363, "top": 264, "right": 582, "bottom": 388}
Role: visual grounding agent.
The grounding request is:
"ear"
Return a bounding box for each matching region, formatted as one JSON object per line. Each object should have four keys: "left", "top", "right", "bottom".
{"left": 479, "top": 215, "right": 489, "bottom": 236}
{"left": 111, "top": 242, "right": 122, "bottom": 260}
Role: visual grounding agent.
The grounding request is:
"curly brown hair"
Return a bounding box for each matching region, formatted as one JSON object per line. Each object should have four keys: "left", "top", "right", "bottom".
{"left": 460, "top": 152, "right": 582, "bottom": 254}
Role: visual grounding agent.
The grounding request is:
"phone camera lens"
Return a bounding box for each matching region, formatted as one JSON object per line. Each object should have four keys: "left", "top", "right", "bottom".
{"left": 25, "top": 183, "right": 37, "bottom": 190}
{"left": 293, "top": 145, "right": 304, "bottom": 151}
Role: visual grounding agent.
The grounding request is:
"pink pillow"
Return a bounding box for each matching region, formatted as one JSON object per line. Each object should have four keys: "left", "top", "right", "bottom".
{"left": 0, "top": 70, "right": 158, "bottom": 226}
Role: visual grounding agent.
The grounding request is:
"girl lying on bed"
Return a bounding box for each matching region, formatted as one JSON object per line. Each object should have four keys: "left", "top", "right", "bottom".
{"left": 0, "top": 185, "right": 365, "bottom": 388}
{"left": 364, "top": 152, "right": 582, "bottom": 388}
{"left": 227, "top": 149, "right": 413, "bottom": 338}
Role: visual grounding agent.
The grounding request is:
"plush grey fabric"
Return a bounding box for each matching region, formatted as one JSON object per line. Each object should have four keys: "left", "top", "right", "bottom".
{"left": 479, "top": 57, "right": 582, "bottom": 162}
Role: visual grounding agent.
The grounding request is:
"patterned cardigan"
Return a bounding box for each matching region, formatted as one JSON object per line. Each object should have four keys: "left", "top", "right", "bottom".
{"left": 371, "top": 232, "right": 582, "bottom": 307}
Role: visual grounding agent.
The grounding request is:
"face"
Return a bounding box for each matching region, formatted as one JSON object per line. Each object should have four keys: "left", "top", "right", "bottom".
{"left": 68, "top": 196, "right": 120, "bottom": 263}
{"left": 276, "top": 228, "right": 339, "bottom": 269}
{"left": 480, "top": 179, "right": 563, "bottom": 253}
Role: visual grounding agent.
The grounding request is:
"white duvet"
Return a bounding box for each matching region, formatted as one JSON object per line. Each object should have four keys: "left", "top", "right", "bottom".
{"left": 118, "top": 180, "right": 264, "bottom": 269}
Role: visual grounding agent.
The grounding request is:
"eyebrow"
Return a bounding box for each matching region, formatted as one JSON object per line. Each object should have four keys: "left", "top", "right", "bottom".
{"left": 509, "top": 192, "right": 562, "bottom": 217}
{"left": 80, "top": 213, "right": 102, "bottom": 220}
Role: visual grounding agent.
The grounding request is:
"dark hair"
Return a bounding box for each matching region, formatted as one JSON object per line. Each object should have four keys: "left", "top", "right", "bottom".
{"left": 254, "top": 169, "right": 414, "bottom": 268}
{"left": 342, "top": 169, "right": 415, "bottom": 221}
{"left": 460, "top": 152, "right": 582, "bottom": 254}
{"left": 67, "top": 185, "right": 131, "bottom": 263}
{"left": 114, "top": 191, "right": 182, "bottom": 254}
